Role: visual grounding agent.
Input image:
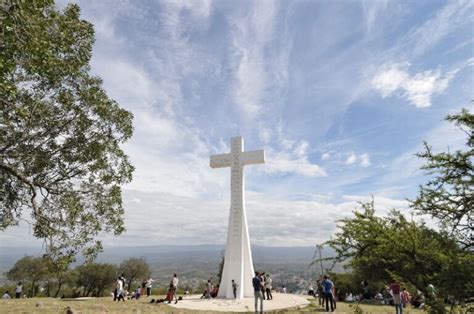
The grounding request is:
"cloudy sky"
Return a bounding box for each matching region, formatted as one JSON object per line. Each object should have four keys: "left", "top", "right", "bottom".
{"left": 2, "top": 0, "right": 473, "bottom": 248}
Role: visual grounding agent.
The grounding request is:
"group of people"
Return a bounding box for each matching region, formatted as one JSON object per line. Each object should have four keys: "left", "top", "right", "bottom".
{"left": 147, "top": 273, "right": 180, "bottom": 304}
{"left": 200, "top": 277, "right": 219, "bottom": 299}
{"left": 311, "top": 275, "right": 337, "bottom": 312}
{"left": 113, "top": 274, "right": 156, "bottom": 302}
{"left": 345, "top": 280, "right": 435, "bottom": 313}
{"left": 113, "top": 274, "right": 127, "bottom": 301}
{"left": 375, "top": 282, "right": 431, "bottom": 312}
{"left": 2, "top": 282, "right": 22, "bottom": 300}
{"left": 252, "top": 271, "right": 274, "bottom": 313}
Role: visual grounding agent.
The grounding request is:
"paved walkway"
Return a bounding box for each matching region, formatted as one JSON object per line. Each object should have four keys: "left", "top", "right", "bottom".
{"left": 168, "top": 293, "right": 310, "bottom": 312}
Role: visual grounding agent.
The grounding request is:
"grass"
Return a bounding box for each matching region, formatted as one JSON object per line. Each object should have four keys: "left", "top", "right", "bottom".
{"left": 0, "top": 295, "right": 431, "bottom": 314}
{"left": 279, "top": 297, "right": 427, "bottom": 314}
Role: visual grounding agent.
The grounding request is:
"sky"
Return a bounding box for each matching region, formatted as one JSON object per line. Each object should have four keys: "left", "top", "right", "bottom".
{"left": 1, "top": 0, "right": 473, "bottom": 249}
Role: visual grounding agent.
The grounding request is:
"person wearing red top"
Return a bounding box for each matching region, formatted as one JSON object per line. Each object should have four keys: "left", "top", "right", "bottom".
{"left": 390, "top": 282, "right": 402, "bottom": 314}
{"left": 401, "top": 288, "right": 410, "bottom": 308}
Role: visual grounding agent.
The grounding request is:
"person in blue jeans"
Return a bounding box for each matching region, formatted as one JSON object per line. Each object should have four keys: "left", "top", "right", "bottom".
{"left": 322, "top": 275, "right": 335, "bottom": 312}
{"left": 252, "top": 271, "right": 263, "bottom": 314}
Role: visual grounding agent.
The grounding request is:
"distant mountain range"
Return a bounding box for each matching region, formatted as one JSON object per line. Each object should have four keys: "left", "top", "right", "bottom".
{"left": 0, "top": 245, "right": 341, "bottom": 291}
{"left": 0, "top": 244, "right": 336, "bottom": 269}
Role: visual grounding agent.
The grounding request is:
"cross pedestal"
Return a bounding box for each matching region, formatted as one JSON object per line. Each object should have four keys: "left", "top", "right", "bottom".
{"left": 210, "top": 136, "right": 265, "bottom": 299}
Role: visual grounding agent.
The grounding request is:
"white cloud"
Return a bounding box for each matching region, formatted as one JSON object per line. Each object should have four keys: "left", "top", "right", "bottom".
{"left": 92, "top": 59, "right": 154, "bottom": 110}
{"left": 344, "top": 152, "right": 371, "bottom": 167}
{"left": 345, "top": 152, "right": 357, "bottom": 165}
{"left": 360, "top": 153, "right": 370, "bottom": 167}
{"left": 321, "top": 152, "right": 331, "bottom": 160}
{"left": 371, "top": 63, "right": 454, "bottom": 108}
{"left": 371, "top": 64, "right": 409, "bottom": 97}
{"left": 404, "top": 0, "right": 474, "bottom": 57}
{"left": 265, "top": 149, "right": 327, "bottom": 177}
{"left": 361, "top": 0, "right": 390, "bottom": 34}
{"left": 259, "top": 128, "right": 326, "bottom": 177}
{"left": 229, "top": 2, "right": 281, "bottom": 120}
{"left": 0, "top": 191, "right": 409, "bottom": 247}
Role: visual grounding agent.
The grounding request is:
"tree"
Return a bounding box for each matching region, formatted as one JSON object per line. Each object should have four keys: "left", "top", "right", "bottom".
{"left": 7, "top": 256, "right": 49, "bottom": 297}
{"left": 76, "top": 262, "right": 117, "bottom": 297}
{"left": 216, "top": 250, "right": 225, "bottom": 285}
{"left": 42, "top": 256, "right": 75, "bottom": 297}
{"left": 322, "top": 201, "right": 473, "bottom": 303}
{"left": 411, "top": 109, "right": 473, "bottom": 250}
{"left": 118, "top": 257, "right": 151, "bottom": 291}
{"left": 0, "top": 0, "right": 134, "bottom": 263}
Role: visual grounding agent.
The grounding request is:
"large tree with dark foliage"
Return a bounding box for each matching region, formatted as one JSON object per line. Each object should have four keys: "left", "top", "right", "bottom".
{"left": 0, "top": 0, "right": 134, "bottom": 264}
{"left": 323, "top": 201, "right": 473, "bottom": 306}
{"left": 7, "top": 255, "right": 49, "bottom": 297}
{"left": 76, "top": 262, "right": 117, "bottom": 297}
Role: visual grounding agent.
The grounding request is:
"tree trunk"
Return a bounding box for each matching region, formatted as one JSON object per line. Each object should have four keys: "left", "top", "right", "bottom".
{"left": 44, "top": 280, "right": 50, "bottom": 297}
{"left": 54, "top": 282, "right": 63, "bottom": 298}
{"left": 86, "top": 285, "right": 94, "bottom": 297}
{"left": 97, "top": 285, "right": 103, "bottom": 297}
{"left": 31, "top": 281, "right": 35, "bottom": 297}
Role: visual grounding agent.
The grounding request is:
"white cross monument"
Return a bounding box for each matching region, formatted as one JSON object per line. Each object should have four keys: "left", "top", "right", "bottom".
{"left": 210, "top": 136, "right": 265, "bottom": 299}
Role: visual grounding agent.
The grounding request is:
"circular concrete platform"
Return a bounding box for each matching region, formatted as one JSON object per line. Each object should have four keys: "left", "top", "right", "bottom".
{"left": 168, "top": 293, "right": 310, "bottom": 312}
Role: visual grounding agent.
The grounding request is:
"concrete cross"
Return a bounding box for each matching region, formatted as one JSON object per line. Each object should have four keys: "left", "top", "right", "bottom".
{"left": 210, "top": 136, "right": 265, "bottom": 299}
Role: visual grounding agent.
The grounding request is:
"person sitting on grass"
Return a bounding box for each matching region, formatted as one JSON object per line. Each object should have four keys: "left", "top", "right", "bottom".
{"left": 2, "top": 291, "right": 11, "bottom": 299}
{"left": 375, "top": 291, "right": 384, "bottom": 304}
{"left": 132, "top": 286, "right": 141, "bottom": 300}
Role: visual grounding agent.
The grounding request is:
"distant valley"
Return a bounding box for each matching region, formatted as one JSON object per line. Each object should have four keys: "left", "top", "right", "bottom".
{"left": 0, "top": 245, "right": 340, "bottom": 292}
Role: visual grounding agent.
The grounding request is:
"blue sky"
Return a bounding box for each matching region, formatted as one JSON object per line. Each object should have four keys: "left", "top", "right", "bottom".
{"left": 2, "top": 0, "right": 473, "bottom": 248}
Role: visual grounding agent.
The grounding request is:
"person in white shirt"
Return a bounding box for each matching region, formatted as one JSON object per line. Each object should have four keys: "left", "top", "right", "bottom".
{"left": 169, "top": 273, "right": 179, "bottom": 304}
{"left": 266, "top": 276, "right": 273, "bottom": 300}
{"left": 15, "top": 282, "right": 22, "bottom": 299}
{"left": 115, "top": 277, "right": 125, "bottom": 301}
{"left": 146, "top": 277, "right": 154, "bottom": 297}
{"left": 2, "top": 291, "right": 11, "bottom": 299}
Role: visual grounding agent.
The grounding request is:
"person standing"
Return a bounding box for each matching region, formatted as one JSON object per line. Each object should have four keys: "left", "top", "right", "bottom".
{"left": 169, "top": 273, "right": 179, "bottom": 304}
{"left": 252, "top": 272, "right": 263, "bottom": 314}
{"left": 317, "top": 278, "right": 324, "bottom": 307}
{"left": 266, "top": 275, "right": 273, "bottom": 300}
{"left": 259, "top": 272, "right": 266, "bottom": 300}
{"left": 141, "top": 279, "right": 146, "bottom": 296}
{"left": 120, "top": 273, "right": 126, "bottom": 292}
{"left": 205, "top": 279, "right": 212, "bottom": 299}
{"left": 116, "top": 277, "right": 125, "bottom": 301}
{"left": 390, "top": 281, "right": 402, "bottom": 314}
{"left": 361, "top": 280, "right": 370, "bottom": 300}
{"left": 401, "top": 287, "right": 410, "bottom": 308}
{"left": 146, "top": 277, "right": 154, "bottom": 297}
{"left": 15, "top": 282, "right": 22, "bottom": 299}
{"left": 322, "top": 275, "right": 335, "bottom": 312}
{"left": 308, "top": 280, "right": 314, "bottom": 296}
{"left": 232, "top": 280, "right": 238, "bottom": 299}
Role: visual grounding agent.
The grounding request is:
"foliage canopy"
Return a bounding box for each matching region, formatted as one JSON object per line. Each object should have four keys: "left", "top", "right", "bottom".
{"left": 410, "top": 109, "right": 473, "bottom": 250}
{"left": 0, "top": 0, "right": 134, "bottom": 263}
{"left": 7, "top": 255, "right": 49, "bottom": 297}
{"left": 118, "top": 257, "right": 151, "bottom": 291}
{"left": 324, "top": 200, "right": 473, "bottom": 303}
